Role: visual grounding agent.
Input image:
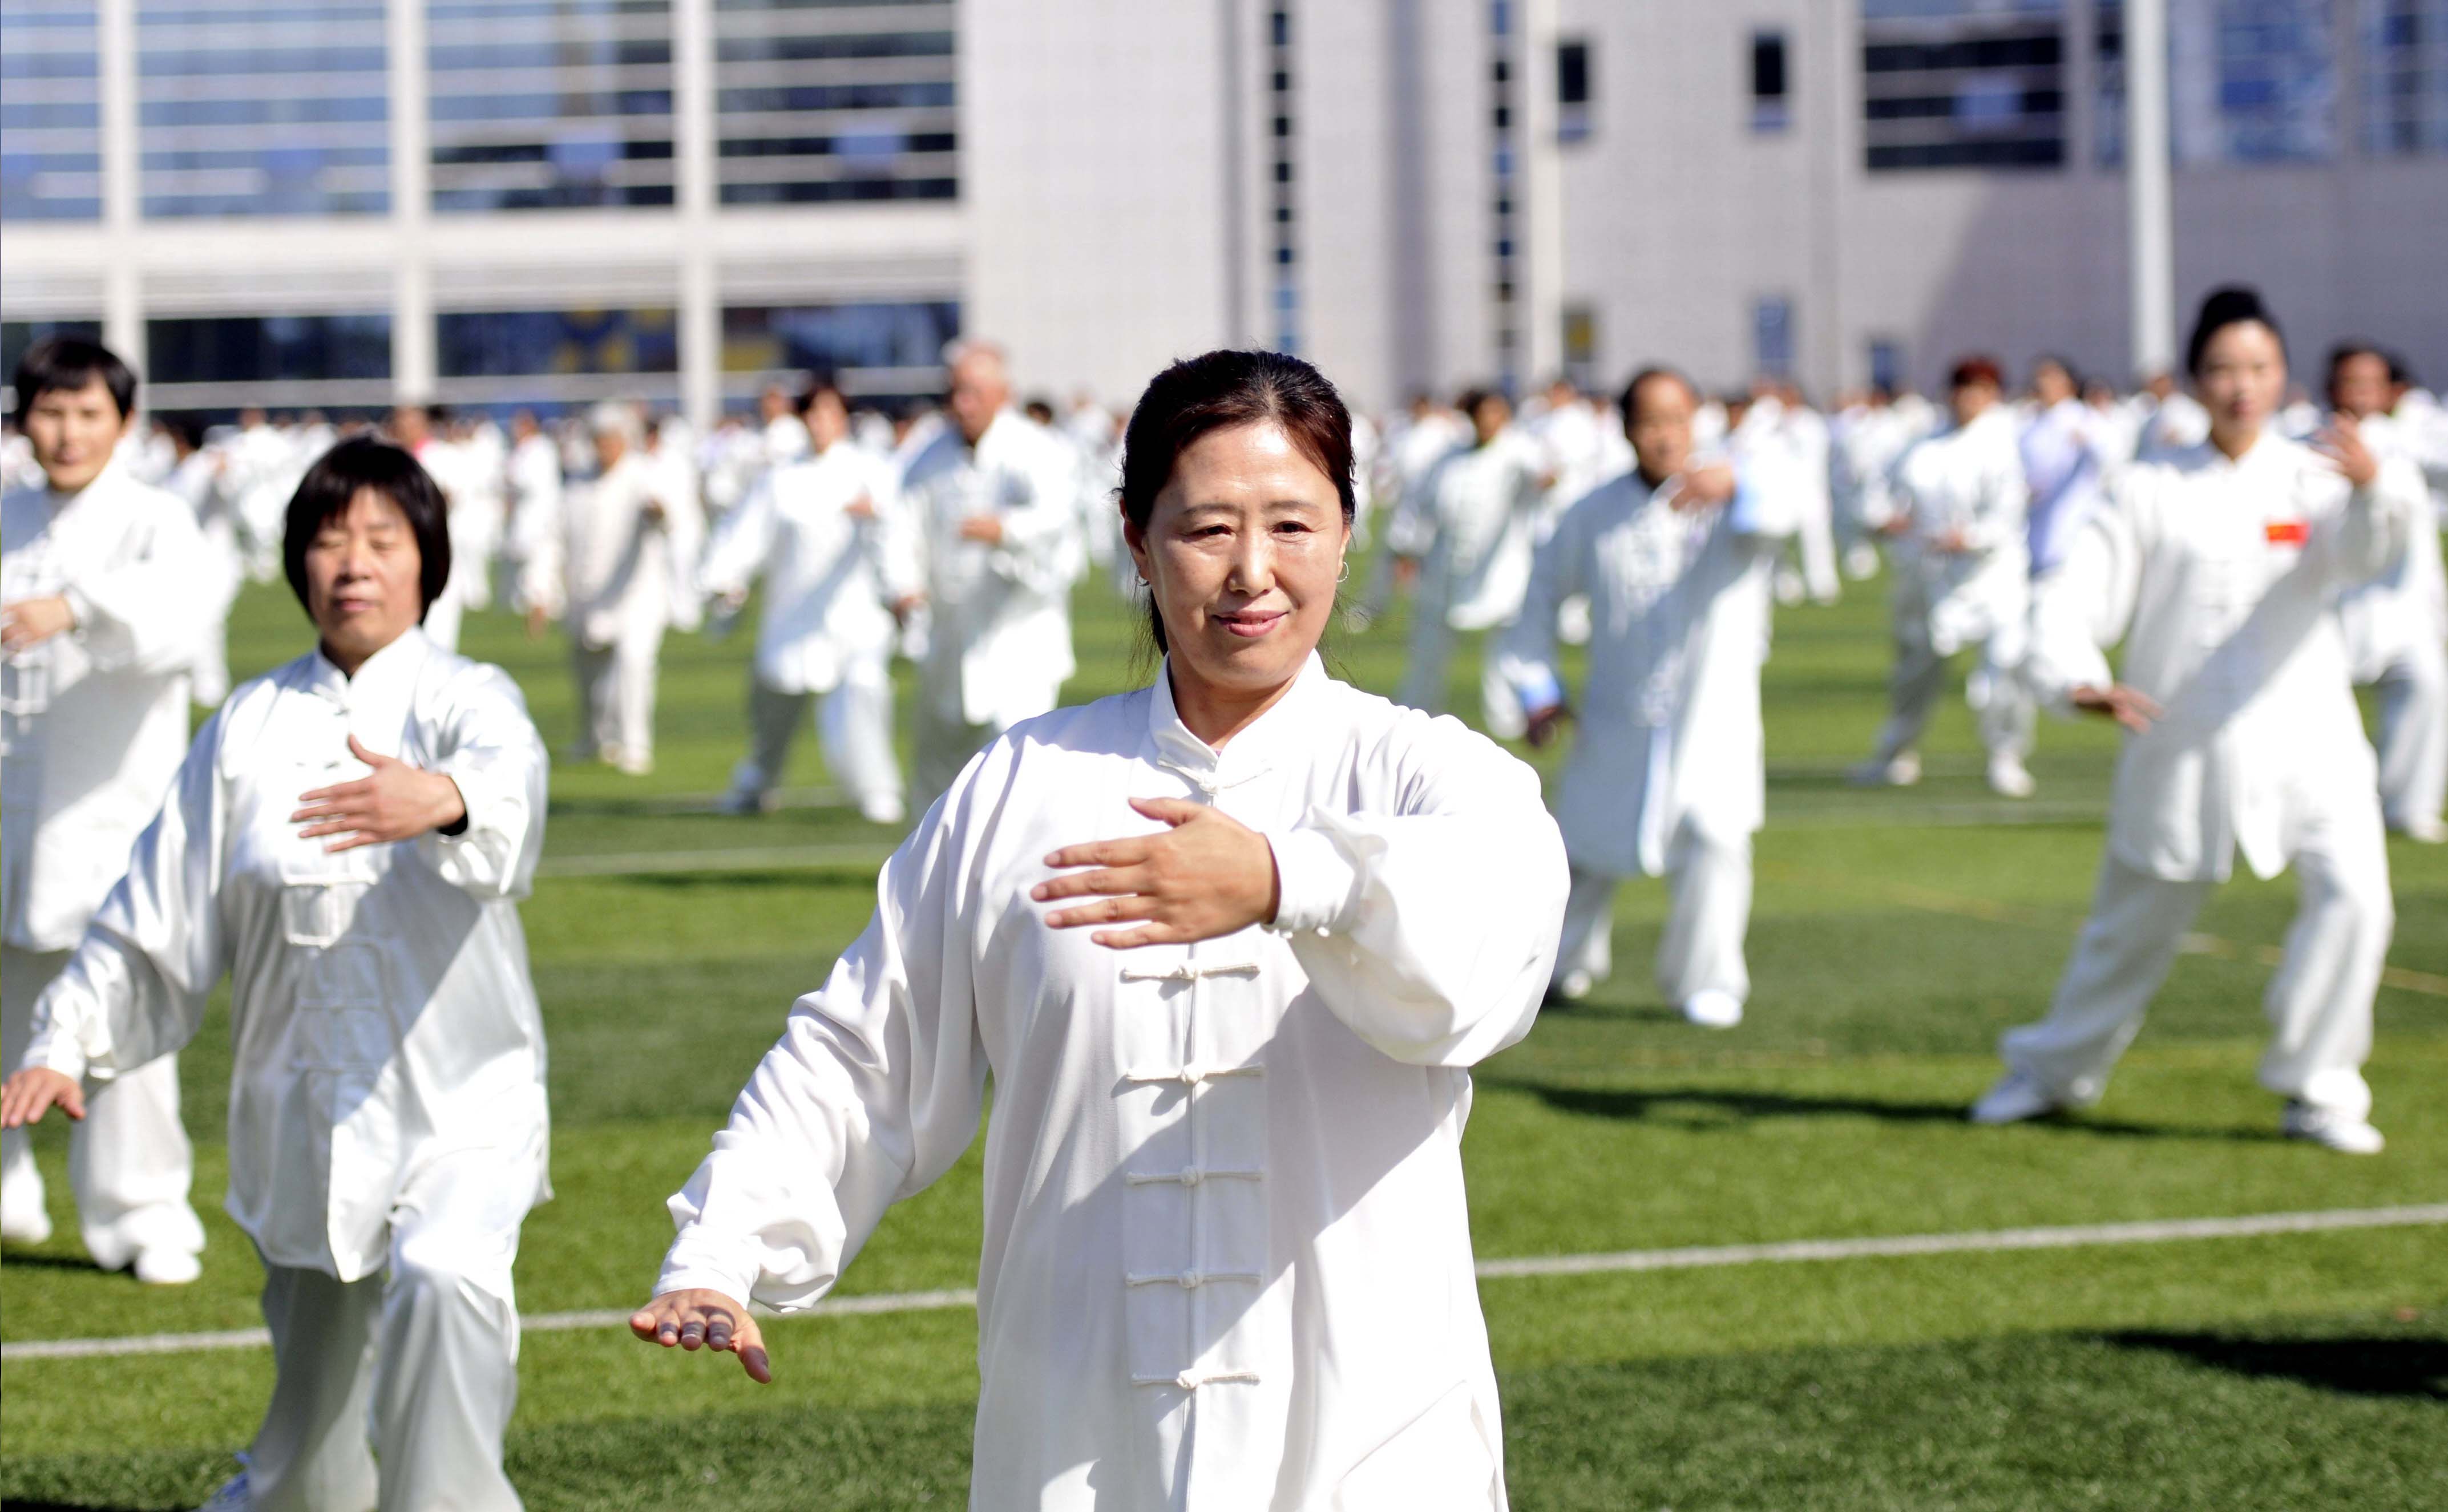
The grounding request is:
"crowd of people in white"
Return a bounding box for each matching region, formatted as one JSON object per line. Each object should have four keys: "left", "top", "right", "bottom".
{"left": 0, "top": 282, "right": 2441, "bottom": 1507}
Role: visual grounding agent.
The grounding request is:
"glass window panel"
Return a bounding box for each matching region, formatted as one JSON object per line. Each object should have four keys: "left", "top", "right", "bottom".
{"left": 147, "top": 314, "right": 394, "bottom": 384}
{"left": 2097, "top": 0, "right": 2339, "bottom": 165}
{"left": 429, "top": 1, "right": 677, "bottom": 211}
{"left": 714, "top": 1, "right": 956, "bottom": 204}
{"left": 720, "top": 301, "right": 958, "bottom": 377}
{"left": 2365, "top": 0, "right": 2448, "bottom": 155}
{"left": 2, "top": 3, "right": 103, "bottom": 221}
{"left": 1754, "top": 296, "right": 1795, "bottom": 378}
{"left": 1861, "top": 0, "right": 2067, "bottom": 171}
{"left": 437, "top": 308, "right": 680, "bottom": 377}
{"left": 136, "top": 2, "right": 391, "bottom": 216}
{"left": 3, "top": 320, "right": 107, "bottom": 381}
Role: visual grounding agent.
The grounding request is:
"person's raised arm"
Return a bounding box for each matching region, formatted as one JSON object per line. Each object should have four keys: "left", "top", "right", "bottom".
{"left": 1496, "top": 504, "right": 1587, "bottom": 746}
{"left": 56, "top": 492, "right": 217, "bottom": 674}
{"left": 413, "top": 667, "right": 550, "bottom": 900}
{"left": 2305, "top": 421, "right": 2421, "bottom": 591}
{"left": 1, "top": 716, "right": 231, "bottom": 1126}
{"left": 637, "top": 787, "right": 989, "bottom": 1381}
{"left": 696, "top": 470, "right": 781, "bottom": 608}
{"left": 2027, "top": 472, "right": 2150, "bottom": 726}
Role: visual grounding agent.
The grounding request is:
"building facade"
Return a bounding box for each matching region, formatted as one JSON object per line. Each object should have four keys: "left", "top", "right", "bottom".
{"left": 5, "top": 1, "right": 2444, "bottom": 421}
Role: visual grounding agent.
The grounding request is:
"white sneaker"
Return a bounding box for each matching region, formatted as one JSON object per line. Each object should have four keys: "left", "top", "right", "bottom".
{"left": 1, "top": 1203, "right": 53, "bottom": 1247}
{"left": 1986, "top": 754, "right": 2036, "bottom": 799}
{"left": 135, "top": 1245, "right": 204, "bottom": 1285}
{"left": 1844, "top": 541, "right": 1882, "bottom": 581}
{"left": 2281, "top": 1102, "right": 2386, "bottom": 1155}
{"left": 1849, "top": 750, "right": 1920, "bottom": 787}
{"left": 1681, "top": 989, "right": 1743, "bottom": 1029}
{"left": 194, "top": 1469, "right": 252, "bottom": 1511}
{"left": 1552, "top": 969, "right": 1595, "bottom": 1003}
{"left": 858, "top": 794, "right": 908, "bottom": 827}
{"left": 1969, "top": 1070, "right": 2063, "bottom": 1125}
{"left": 2390, "top": 815, "right": 2445, "bottom": 844}
{"left": 612, "top": 751, "right": 654, "bottom": 777}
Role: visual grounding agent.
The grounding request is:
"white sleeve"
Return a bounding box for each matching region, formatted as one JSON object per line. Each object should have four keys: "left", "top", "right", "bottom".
{"left": 1495, "top": 506, "right": 1582, "bottom": 714}
{"left": 416, "top": 666, "right": 549, "bottom": 901}
{"left": 2025, "top": 476, "right": 2143, "bottom": 713}
{"left": 656, "top": 799, "right": 989, "bottom": 1311}
{"left": 1961, "top": 444, "right": 2030, "bottom": 553}
{"left": 62, "top": 496, "right": 217, "bottom": 674}
{"left": 26, "top": 715, "right": 230, "bottom": 1082}
{"left": 697, "top": 472, "right": 779, "bottom": 601}
{"left": 1263, "top": 717, "right": 1567, "bottom": 1069}
{"left": 2309, "top": 456, "right": 2422, "bottom": 592}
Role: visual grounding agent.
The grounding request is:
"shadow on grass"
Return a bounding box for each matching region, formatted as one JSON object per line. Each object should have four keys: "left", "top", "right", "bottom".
{"left": 1492, "top": 1079, "right": 2274, "bottom": 1143}
{"left": 2105, "top": 1331, "right": 2448, "bottom": 1399}
{"left": 0, "top": 1249, "right": 110, "bottom": 1274}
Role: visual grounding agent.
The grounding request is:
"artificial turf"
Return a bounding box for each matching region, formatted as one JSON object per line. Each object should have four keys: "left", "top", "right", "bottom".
{"left": 3, "top": 559, "right": 2442, "bottom": 1507}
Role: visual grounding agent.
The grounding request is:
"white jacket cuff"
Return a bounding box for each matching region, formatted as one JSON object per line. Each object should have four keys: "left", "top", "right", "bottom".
{"left": 1265, "top": 822, "right": 1363, "bottom": 937}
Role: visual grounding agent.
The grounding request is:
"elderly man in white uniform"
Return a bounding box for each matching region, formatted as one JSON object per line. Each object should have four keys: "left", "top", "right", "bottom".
{"left": 633, "top": 349, "right": 1566, "bottom": 1509}
{"left": 897, "top": 341, "right": 1083, "bottom": 807}
{"left": 1, "top": 338, "right": 212, "bottom": 1282}
{"left": 1973, "top": 289, "right": 2423, "bottom": 1154}
{"left": 2326, "top": 345, "right": 2447, "bottom": 843}
{"left": 1391, "top": 389, "right": 1551, "bottom": 737}
{"left": 5, "top": 435, "right": 551, "bottom": 1509}
{"left": 1502, "top": 368, "right": 1795, "bottom": 1030}
{"left": 523, "top": 403, "right": 703, "bottom": 775}
{"left": 1853, "top": 357, "right": 2039, "bottom": 798}
{"left": 704, "top": 383, "right": 920, "bottom": 826}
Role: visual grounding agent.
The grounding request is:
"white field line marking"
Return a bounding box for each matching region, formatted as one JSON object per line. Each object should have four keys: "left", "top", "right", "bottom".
{"left": 9, "top": 1206, "right": 2443, "bottom": 1364}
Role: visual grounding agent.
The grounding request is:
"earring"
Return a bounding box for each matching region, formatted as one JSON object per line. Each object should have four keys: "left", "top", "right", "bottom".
{"left": 1336, "top": 559, "right": 1351, "bottom": 585}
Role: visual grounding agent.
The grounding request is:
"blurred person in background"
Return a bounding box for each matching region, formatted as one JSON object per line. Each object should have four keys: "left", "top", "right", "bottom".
{"left": 704, "top": 382, "right": 918, "bottom": 826}
{"left": 501, "top": 407, "right": 564, "bottom": 621}
{"left": 160, "top": 418, "right": 244, "bottom": 707}
{"left": 897, "top": 340, "right": 1084, "bottom": 807}
{"left": 632, "top": 348, "right": 1565, "bottom": 1507}
{"left": 521, "top": 403, "right": 702, "bottom": 775}
{"left": 2132, "top": 369, "right": 2211, "bottom": 461}
{"left": 2, "top": 436, "right": 550, "bottom": 1509}
{"left": 2328, "top": 343, "right": 2447, "bottom": 843}
{"left": 1502, "top": 367, "right": 1797, "bottom": 1029}
{"left": 0, "top": 337, "right": 212, "bottom": 1281}
{"left": 2021, "top": 355, "right": 2116, "bottom": 578}
{"left": 1758, "top": 379, "right": 1840, "bottom": 608}
{"left": 1389, "top": 386, "right": 1550, "bottom": 737}
{"left": 387, "top": 404, "right": 486, "bottom": 652}
{"left": 1975, "top": 288, "right": 2425, "bottom": 1153}
{"left": 1851, "top": 355, "right": 2038, "bottom": 798}
{"left": 1831, "top": 384, "right": 1922, "bottom": 581}
{"left": 1356, "top": 390, "right": 1467, "bottom": 624}
{"left": 758, "top": 379, "right": 810, "bottom": 467}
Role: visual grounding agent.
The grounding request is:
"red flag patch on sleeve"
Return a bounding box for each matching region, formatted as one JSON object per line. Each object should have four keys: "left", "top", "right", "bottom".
{"left": 2265, "top": 519, "right": 2309, "bottom": 547}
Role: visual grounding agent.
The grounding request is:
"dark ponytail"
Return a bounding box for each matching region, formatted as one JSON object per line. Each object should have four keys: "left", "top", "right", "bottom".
{"left": 2186, "top": 285, "right": 2286, "bottom": 379}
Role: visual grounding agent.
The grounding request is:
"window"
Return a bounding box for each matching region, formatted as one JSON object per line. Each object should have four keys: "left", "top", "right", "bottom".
{"left": 135, "top": 1, "right": 390, "bottom": 216}
{"left": 1861, "top": 0, "right": 2067, "bottom": 171}
{"left": 1267, "top": 4, "right": 1299, "bottom": 353}
{"left": 1751, "top": 30, "right": 1791, "bottom": 134}
{"left": 1557, "top": 37, "right": 1591, "bottom": 143}
{"left": 1561, "top": 303, "right": 1597, "bottom": 389}
{"left": 2097, "top": 0, "right": 2338, "bottom": 165}
{"left": 1868, "top": 338, "right": 1904, "bottom": 394}
{"left": 147, "top": 315, "right": 393, "bottom": 385}
{"left": 2, "top": 3, "right": 102, "bottom": 221}
{"left": 1754, "top": 296, "right": 1795, "bottom": 379}
{"left": 714, "top": 0, "right": 957, "bottom": 205}
{"left": 2365, "top": 0, "right": 2447, "bottom": 156}
{"left": 3, "top": 321, "right": 105, "bottom": 380}
{"left": 428, "top": 1, "right": 677, "bottom": 212}
{"left": 437, "top": 308, "right": 678, "bottom": 378}
{"left": 1489, "top": 2, "right": 1521, "bottom": 381}
{"left": 721, "top": 301, "right": 959, "bottom": 402}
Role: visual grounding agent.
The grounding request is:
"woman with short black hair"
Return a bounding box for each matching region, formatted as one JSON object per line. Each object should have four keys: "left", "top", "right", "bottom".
{"left": 1976, "top": 286, "right": 2426, "bottom": 1153}
{"left": 636, "top": 349, "right": 1568, "bottom": 1507}
{"left": 2, "top": 435, "right": 551, "bottom": 1510}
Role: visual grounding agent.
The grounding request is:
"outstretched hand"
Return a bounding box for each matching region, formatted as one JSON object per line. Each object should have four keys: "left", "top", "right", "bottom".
{"left": 2311, "top": 415, "right": 2381, "bottom": 490}
{"left": 631, "top": 1289, "right": 772, "bottom": 1384}
{"left": 1524, "top": 701, "right": 1571, "bottom": 749}
{"left": 1, "top": 1067, "right": 85, "bottom": 1128}
{"left": 2070, "top": 683, "right": 2162, "bottom": 734}
{"left": 1034, "top": 798, "right": 1280, "bottom": 948}
{"left": 292, "top": 736, "right": 468, "bottom": 852}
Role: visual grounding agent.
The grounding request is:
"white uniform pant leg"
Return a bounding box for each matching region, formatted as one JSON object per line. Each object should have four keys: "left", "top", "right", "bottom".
{"left": 2001, "top": 856, "right": 2213, "bottom": 1106}
{"left": 571, "top": 643, "right": 616, "bottom": 759}
{"left": 2257, "top": 799, "right": 2393, "bottom": 1122}
{"left": 1969, "top": 630, "right": 2036, "bottom": 762}
{"left": 1553, "top": 866, "right": 1619, "bottom": 989}
{"left": 1477, "top": 628, "right": 1526, "bottom": 739}
{"left": 613, "top": 624, "right": 662, "bottom": 765}
{"left": 819, "top": 654, "right": 904, "bottom": 822}
{"left": 372, "top": 1143, "right": 536, "bottom": 1512}
{"left": 2, "top": 945, "right": 201, "bottom": 1266}
{"left": 736, "top": 677, "right": 811, "bottom": 798}
{"left": 247, "top": 1264, "right": 382, "bottom": 1512}
{"left": 2372, "top": 637, "right": 2447, "bottom": 834}
{"left": 1398, "top": 605, "right": 1455, "bottom": 714}
{"left": 1657, "top": 824, "right": 1753, "bottom": 1006}
{"left": 1797, "top": 495, "right": 1840, "bottom": 603}
{"left": 1875, "top": 589, "right": 1946, "bottom": 760}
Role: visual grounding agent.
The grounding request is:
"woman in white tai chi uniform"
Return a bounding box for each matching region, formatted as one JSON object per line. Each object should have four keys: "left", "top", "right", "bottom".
{"left": 633, "top": 350, "right": 1568, "bottom": 1508}
{"left": 3, "top": 437, "right": 551, "bottom": 1509}
{"left": 1973, "top": 288, "right": 2423, "bottom": 1154}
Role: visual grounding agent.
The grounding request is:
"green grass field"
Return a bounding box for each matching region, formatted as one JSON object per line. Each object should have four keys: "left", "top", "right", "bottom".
{"left": 4, "top": 559, "right": 2444, "bottom": 1509}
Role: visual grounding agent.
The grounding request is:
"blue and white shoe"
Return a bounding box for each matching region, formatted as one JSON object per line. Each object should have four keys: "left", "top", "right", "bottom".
{"left": 193, "top": 1464, "right": 251, "bottom": 1511}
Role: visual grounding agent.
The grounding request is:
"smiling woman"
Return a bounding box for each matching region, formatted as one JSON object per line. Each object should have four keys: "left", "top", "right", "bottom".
{"left": 636, "top": 349, "right": 1570, "bottom": 1508}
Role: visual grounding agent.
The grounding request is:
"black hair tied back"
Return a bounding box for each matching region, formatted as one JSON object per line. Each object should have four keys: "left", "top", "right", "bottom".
{"left": 2186, "top": 285, "right": 2285, "bottom": 379}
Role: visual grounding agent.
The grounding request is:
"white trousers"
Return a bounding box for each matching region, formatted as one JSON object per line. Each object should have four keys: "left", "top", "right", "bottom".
{"left": 245, "top": 1141, "right": 538, "bottom": 1512}
{"left": 1552, "top": 826, "right": 1754, "bottom": 1005}
{"left": 1397, "top": 614, "right": 1525, "bottom": 739}
{"left": 2369, "top": 636, "right": 2447, "bottom": 835}
{"left": 0, "top": 945, "right": 203, "bottom": 1266}
{"left": 1776, "top": 494, "right": 1841, "bottom": 605}
{"left": 733, "top": 660, "right": 904, "bottom": 822}
{"left": 571, "top": 629, "right": 661, "bottom": 766}
{"left": 1873, "top": 604, "right": 2033, "bottom": 763}
{"left": 2002, "top": 814, "right": 2394, "bottom": 1120}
